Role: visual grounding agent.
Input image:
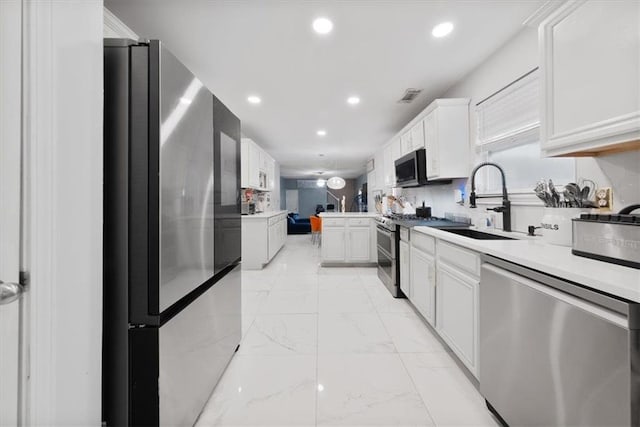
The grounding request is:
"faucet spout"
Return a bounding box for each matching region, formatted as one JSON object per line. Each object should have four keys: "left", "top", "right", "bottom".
{"left": 468, "top": 162, "right": 511, "bottom": 232}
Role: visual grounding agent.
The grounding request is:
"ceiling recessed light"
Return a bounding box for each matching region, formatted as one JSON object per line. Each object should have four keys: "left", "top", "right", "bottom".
{"left": 316, "top": 129, "right": 327, "bottom": 136}
{"left": 313, "top": 17, "right": 333, "bottom": 35}
{"left": 347, "top": 96, "right": 360, "bottom": 105}
{"left": 247, "top": 95, "right": 261, "bottom": 104}
{"left": 179, "top": 97, "right": 192, "bottom": 105}
{"left": 432, "top": 22, "right": 454, "bottom": 38}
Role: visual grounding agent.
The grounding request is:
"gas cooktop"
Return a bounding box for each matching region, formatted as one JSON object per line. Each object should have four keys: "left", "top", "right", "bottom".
{"left": 375, "top": 213, "right": 469, "bottom": 231}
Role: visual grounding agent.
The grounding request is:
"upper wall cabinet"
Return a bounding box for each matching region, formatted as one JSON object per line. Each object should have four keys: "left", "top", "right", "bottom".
{"left": 540, "top": 0, "right": 640, "bottom": 157}
{"left": 423, "top": 99, "right": 470, "bottom": 180}
{"left": 241, "top": 138, "right": 273, "bottom": 191}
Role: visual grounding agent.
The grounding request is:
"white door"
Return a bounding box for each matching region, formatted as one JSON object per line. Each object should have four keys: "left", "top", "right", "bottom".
{"left": 285, "top": 189, "right": 299, "bottom": 213}
{"left": 0, "top": 1, "right": 25, "bottom": 424}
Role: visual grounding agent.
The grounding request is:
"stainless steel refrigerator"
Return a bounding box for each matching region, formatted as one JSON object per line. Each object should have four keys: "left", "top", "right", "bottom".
{"left": 103, "top": 39, "right": 241, "bottom": 426}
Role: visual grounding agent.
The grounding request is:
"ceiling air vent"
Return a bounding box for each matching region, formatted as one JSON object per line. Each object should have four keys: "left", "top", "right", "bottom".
{"left": 398, "top": 88, "right": 422, "bottom": 104}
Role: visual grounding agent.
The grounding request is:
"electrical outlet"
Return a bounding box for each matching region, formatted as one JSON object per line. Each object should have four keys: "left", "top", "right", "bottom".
{"left": 595, "top": 187, "right": 613, "bottom": 210}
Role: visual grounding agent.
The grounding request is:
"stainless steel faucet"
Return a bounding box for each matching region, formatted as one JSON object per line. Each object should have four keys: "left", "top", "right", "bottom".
{"left": 468, "top": 162, "right": 511, "bottom": 232}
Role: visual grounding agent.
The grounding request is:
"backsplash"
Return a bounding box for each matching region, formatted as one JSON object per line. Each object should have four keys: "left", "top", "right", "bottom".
{"left": 242, "top": 188, "right": 273, "bottom": 212}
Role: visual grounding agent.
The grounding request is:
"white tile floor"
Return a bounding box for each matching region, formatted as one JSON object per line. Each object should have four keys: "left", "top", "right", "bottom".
{"left": 197, "top": 235, "right": 500, "bottom": 426}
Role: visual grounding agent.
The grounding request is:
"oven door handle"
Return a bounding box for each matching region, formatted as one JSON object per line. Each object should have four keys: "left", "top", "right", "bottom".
{"left": 376, "top": 225, "right": 393, "bottom": 237}
{"left": 377, "top": 245, "right": 393, "bottom": 259}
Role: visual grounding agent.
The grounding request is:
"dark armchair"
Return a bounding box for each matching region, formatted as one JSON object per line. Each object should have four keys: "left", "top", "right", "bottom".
{"left": 287, "top": 213, "right": 311, "bottom": 234}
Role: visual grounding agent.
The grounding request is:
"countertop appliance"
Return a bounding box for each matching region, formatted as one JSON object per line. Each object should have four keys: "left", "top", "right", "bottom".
{"left": 374, "top": 214, "right": 468, "bottom": 297}
{"left": 394, "top": 149, "right": 452, "bottom": 188}
{"left": 103, "top": 39, "right": 241, "bottom": 426}
{"left": 241, "top": 201, "right": 256, "bottom": 215}
{"left": 480, "top": 255, "right": 639, "bottom": 426}
{"left": 572, "top": 204, "right": 640, "bottom": 269}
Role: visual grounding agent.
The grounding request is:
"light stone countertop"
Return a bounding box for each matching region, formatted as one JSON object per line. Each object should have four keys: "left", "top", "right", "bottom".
{"left": 413, "top": 225, "right": 640, "bottom": 303}
{"left": 319, "top": 212, "right": 380, "bottom": 218}
{"left": 241, "top": 210, "right": 288, "bottom": 220}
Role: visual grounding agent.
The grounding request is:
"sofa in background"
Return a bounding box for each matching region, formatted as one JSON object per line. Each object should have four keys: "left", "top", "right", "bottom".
{"left": 287, "top": 213, "right": 311, "bottom": 234}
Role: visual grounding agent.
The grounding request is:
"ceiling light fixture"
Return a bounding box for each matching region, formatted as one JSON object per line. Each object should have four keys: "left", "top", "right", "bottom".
{"left": 316, "top": 129, "right": 327, "bottom": 136}
{"left": 312, "top": 17, "right": 333, "bottom": 34}
{"left": 247, "top": 95, "right": 261, "bottom": 104}
{"left": 316, "top": 179, "right": 326, "bottom": 187}
{"left": 327, "top": 176, "right": 346, "bottom": 190}
{"left": 432, "top": 22, "right": 454, "bottom": 38}
{"left": 347, "top": 96, "right": 360, "bottom": 105}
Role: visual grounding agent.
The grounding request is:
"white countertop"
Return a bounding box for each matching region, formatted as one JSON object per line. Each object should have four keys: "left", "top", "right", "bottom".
{"left": 241, "top": 210, "right": 288, "bottom": 220}
{"left": 413, "top": 226, "right": 640, "bottom": 303}
{"left": 319, "top": 212, "right": 380, "bottom": 218}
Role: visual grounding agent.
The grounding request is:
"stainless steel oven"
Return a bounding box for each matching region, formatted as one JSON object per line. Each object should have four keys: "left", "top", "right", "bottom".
{"left": 376, "top": 224, "right": 399, "bottom": 297}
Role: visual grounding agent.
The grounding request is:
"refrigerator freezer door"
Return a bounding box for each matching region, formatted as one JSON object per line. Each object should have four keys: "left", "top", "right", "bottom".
{"left": 158, "top": 42, "right": 215, "bottom": 312}
{"left": 158, "top": 264, "right": 241, "bottom": 426}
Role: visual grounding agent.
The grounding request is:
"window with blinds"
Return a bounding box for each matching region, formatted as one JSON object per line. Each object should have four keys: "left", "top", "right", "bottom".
{"left": 474, "top": 68, "right": 575, "bottom": 196}
{"left": 476, "top": 68, "right": 540, "bottom": 149}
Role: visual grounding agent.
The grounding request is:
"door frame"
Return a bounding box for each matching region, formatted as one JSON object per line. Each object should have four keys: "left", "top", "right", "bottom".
{"left": 20, "top": 1, "right": 104, "bottom": 424}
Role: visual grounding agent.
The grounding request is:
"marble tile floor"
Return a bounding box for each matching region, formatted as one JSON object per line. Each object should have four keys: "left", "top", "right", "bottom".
{"left": 197, "top": 235, "right": 500, "bottom": 427}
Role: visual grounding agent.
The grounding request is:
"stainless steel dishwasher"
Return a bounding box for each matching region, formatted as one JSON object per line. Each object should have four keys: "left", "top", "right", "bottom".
{"left": 480, "top": 255, "right": 639, "bottom": 427}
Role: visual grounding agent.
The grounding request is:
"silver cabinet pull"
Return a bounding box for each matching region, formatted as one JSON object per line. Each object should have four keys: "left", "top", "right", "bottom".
{"left": 0, "top": 280, "right": 24, "bottom": 305}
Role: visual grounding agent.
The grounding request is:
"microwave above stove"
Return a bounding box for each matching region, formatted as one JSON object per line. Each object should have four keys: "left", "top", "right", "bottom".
{"left": 394, "top": 148, "right": 451, "bottom": 187}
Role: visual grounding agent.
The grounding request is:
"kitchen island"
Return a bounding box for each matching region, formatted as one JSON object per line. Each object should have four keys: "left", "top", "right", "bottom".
{"left": 318, "top": 212, "right": 379, "bottom": 266}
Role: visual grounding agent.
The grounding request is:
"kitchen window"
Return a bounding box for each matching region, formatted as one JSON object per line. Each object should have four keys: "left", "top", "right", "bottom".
{"left": 474, "top": 68, "right": 575, "bottom": 199}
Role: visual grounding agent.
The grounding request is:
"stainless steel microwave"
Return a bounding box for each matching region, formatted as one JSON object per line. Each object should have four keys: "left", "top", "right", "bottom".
{"left": 395, "top": 148, "right": 428, "bottom": 187}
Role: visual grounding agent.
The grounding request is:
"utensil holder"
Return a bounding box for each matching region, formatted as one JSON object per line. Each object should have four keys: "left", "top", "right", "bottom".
{"left": 540, "top": 207, "right": 590, "bottom": 246}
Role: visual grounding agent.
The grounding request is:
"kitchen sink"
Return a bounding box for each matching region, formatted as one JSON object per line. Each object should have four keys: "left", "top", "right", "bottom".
{"left": 440, "top": 228, "right": 515, "bottom": 240}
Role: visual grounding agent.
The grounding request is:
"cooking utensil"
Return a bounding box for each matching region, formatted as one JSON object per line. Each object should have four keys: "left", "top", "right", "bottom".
{"left": 548, "top": 179, "right": 560, "bottom": 208}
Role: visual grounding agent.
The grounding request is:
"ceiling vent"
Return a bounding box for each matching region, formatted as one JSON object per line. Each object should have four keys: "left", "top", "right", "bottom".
{"left": 398, "top": 88, "right": 422, "bottom": 103}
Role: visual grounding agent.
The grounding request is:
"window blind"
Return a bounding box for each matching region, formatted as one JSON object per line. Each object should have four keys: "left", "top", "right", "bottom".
{"left": 476, "top": 68, "right": 540, "bottom": 149}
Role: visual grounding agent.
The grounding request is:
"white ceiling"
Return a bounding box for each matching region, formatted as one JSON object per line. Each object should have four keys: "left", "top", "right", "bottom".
{"left": 106, "top": 0, "right": 543, "bottom": 179}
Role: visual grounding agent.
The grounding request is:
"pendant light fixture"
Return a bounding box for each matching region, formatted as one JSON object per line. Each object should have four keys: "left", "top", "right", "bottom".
{"left": 327, "top": 176, "right": 346, "bottom": 190}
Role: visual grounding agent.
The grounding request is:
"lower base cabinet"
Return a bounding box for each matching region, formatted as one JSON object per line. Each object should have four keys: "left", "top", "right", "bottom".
{"left": 436, "top": 262, "right": 479, "bottom": 376}
{"left": 241, "top": 211, "right": 287, "bottom": 269}
{"left": 321, "top": 228, "right": 346, "bottom": 261}
{"left": 409, "top": 247, "right": 436, "bottom": 326}
{"left": 404, "top": 231, "right": 480, "bottom": 378}
{"left": 320, "top": 217, "right": 376, "bottom": 265}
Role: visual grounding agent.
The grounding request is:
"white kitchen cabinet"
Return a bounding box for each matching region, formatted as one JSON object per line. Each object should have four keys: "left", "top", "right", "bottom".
{"left": 400, "top": 131, "right": 412, "bottom": 156}
{"left": 435, "top": 240, "right": 480, "bottom": 377}
{"left": 347, "top": 227, "right": 370, "bottom": 262}
{"left": 374, "top": 151, "right": 385, "bottom": 191}
{"left": 242, "top": 211, "right": 287, "bottom": 269}
{"left": 436, "top": 262, "right": 478, "bottom": 376}
{"left": 321, "top": 228, "right": 346, "bottom": 262}
{"left": 399, "top": 239, "right": 410, "bottom": 298}
{"left": 409, "top": 247, "right": 436, "bottom": 326}
{"left": 409, "top": 120, "right": 425, "bottom": 151}
{"left": 540, "top": 0, "right": 640, "bottom": 157}
{"left": 320, "top": 216, "right": 376, "bottom": 265}
{"left": 241, "top": 138, "right": 261, "bottom": 189}
{"left": 241, "top": 138, "right": 277, "bottom": 191}
{"left": 423, "top": 100, "right": 469, "bottom": 179}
